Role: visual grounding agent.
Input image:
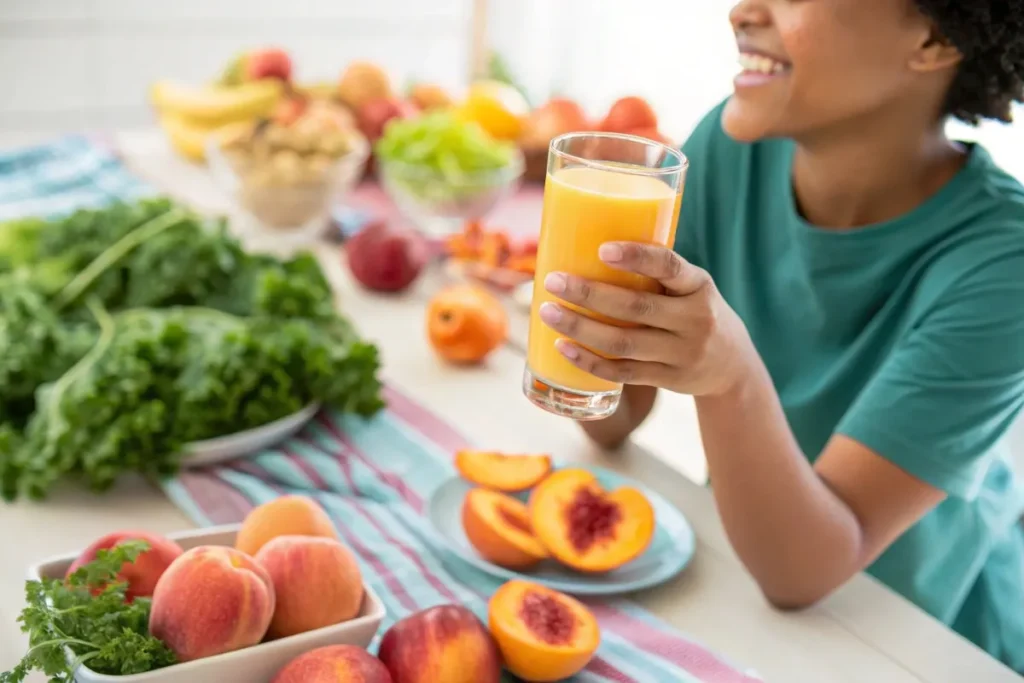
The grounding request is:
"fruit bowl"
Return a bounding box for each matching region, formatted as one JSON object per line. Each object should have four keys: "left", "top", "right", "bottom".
{"left": 26, "top": 524, "right": 387, "bottom": 683}
{"left": 206, "top": 117, "right": 369, "bottom": 248}
{"left": 377, "top": 153, "right": 524, "bottom": 238}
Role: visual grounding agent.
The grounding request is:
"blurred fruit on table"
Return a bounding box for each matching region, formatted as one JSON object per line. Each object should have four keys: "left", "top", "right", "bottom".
{"left": 408, "top": 82, "right": 454, "bottom": 111}
{"left": 357, "top": 97, "right": 420, "bottom": 145}
{"left": 210, "top": 98, "right": 368, "bottom": 231}
{"left": 443, "top": 219, "right": 536, "bottom": 290}
{"left": 345, "top": 219, "right": 428, "bottom": 294}
{"left": 518, "top": 97, "right": 594, "bottom": 183}
{"left": 151, "top": 47, "right": 295, "bottom": 163}
{"left": 376, "top": 112, "right": 523, "bottom": 234}
{"left": 599, "top": 95, "right": 658, "bottom": 134}
{"left": 337, "top": 61, "right": 395, "bottom": 111}
{"left": 219, "top": 47, "right": 294, "bottom": 85}
{"left": 426, "top": 284, "right": 508, "bottom": 365}
{"left": 457, "top": 80, "right": 531, "bottom": 141}
{"left": 519, "top": 98, "right": 592, "bottom": 150}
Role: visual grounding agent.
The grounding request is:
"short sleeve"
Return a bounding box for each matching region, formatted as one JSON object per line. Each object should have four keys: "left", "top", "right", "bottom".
{"left": 837, "top": 247, "right": 1024, "bottom": 500}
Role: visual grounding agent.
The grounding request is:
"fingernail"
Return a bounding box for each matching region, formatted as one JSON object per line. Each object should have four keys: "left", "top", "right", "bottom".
{"left": 555, "top": 339, "right": 579, "bottom": 359}
{"left": 599, "top": 243, "right": 624, "bottom": 263}
{"left": 544, "top": 272, "right": 567, "bottom": 294}
{"left": 539, "top": 302, "right": 563, "bottom": 324}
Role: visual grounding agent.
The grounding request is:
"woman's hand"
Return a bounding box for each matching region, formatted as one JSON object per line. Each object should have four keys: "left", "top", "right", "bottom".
{"left": 539, "top": 242, "right": 758, "bottom": 397}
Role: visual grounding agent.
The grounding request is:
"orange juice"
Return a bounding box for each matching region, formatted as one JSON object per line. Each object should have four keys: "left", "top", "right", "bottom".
{"left": 527, "top": 165, "right": 683, "bottom": 394}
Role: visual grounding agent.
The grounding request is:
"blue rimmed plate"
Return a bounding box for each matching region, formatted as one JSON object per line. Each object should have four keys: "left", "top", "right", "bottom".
{"left": 427, "top": 465, "right": 695, "bottom": 596}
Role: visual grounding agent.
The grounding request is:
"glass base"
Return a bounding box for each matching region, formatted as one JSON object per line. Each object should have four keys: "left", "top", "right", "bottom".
{"left": 522, "top": 368, "right": 621, "bottom": 421}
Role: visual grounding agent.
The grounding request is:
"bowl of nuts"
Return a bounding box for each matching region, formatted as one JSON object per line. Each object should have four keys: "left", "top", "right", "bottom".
{"left": 208, "top": 98, "right": 369, "bottom": 245}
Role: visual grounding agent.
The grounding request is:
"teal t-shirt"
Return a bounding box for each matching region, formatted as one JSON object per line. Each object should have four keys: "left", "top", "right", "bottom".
{"left": 677, "top": 100, "right": 1024, "bottom": 670}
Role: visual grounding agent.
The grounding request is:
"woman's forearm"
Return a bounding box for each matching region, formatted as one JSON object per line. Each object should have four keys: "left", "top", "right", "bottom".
{"left": 579, "top": 384, "right": 658, "bottom": 449}
{"left": 695, "top": 360, "right": 865, "bottom": 608}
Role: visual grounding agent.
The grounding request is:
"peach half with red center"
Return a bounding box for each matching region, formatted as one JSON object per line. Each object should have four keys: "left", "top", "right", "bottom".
{"left": 529, "top": 468, "right": 655, "bottom": 572}
{"left": 489, "top": 579, "right": 601, "bottom": 682}
{"left": 455, "top": 450, "right": 553, "bottom": 493}
{"left": 462, "top": 488, "right": 549, "bottom": 570}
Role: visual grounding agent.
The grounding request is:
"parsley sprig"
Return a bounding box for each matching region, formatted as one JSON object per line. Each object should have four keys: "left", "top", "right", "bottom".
{"left": 1, "top": 541, "right": 176, "bottom": 683}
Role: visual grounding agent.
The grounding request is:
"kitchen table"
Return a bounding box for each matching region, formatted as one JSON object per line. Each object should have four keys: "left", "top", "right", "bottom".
{"left": 0, "top": 131, "right": 1018, "bottom": 683}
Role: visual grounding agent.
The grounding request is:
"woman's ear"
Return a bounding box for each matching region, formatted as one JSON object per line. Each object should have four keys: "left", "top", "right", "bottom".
{"left": 909, "top": 25, "right": 962, "bottom": 73}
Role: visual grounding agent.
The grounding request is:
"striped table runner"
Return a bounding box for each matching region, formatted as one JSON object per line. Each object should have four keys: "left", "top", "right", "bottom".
{"left": 164, "top": 387, "right": 761, "bottom": 683}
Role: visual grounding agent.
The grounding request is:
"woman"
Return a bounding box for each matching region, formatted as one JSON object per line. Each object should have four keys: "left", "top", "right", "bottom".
{"left": 538, "top": 0, "right": 1024, "bottom": 670}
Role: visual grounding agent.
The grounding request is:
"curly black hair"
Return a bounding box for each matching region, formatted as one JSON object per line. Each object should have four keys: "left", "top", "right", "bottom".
{"left": 914, "top": 0, "right": 1024, "bottom": 124}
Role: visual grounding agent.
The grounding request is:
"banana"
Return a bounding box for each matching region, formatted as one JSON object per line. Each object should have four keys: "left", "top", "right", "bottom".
{"left": 158, "top": 114, "right": 214, "bottom": 162}
{"left": 149, "top": 79, "right": 284, "bottom": 126}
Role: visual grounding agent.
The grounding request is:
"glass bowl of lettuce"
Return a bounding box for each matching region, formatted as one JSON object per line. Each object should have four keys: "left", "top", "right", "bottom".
{"left": 376, "top": 111, "right": 524, "bottom": 237}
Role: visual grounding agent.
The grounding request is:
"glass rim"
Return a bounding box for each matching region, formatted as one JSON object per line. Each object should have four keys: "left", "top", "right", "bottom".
{"left": 548, "top": 131, "right": 689, "bottom": 177}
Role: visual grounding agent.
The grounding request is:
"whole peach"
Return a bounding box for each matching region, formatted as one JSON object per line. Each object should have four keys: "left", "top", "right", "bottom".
{"left": 235, "top": 495, "right": 339, "bottom": 557}
{"left": 272, "top": 645, "right": 393, "bottom": 683}
{"left": 149, "top": 546, "right": 274, "bottom": 662}
{"left": 256, "top": 535, "right": 365, "bottom": 639}
{"left": 66, "top": 530, "right": 184, "bottom": 602}
{"left": 377, "top": 605, "right": 501, "bottom": 683}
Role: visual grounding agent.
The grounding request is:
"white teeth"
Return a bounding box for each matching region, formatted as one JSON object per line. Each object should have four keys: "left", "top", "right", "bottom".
{"left": 737, "top": 53, "right": 788, "bottom": 75}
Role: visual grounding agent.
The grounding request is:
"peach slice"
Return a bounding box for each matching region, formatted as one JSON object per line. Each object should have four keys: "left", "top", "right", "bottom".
{"left": 529, "top": 468, "right": 655, "bottom": 573}
{"left": 488, "top": 579, "right": 601, "bottom": 682}
{"left": 455, "top": 450, "right": 553, "bottom": 493}
{"left": 462, "top": 488, "right": 549, "bottom": 570}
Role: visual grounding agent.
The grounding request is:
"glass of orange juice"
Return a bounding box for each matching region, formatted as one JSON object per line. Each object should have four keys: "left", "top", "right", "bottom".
{"left": 523, "top": 132, "right": 687, "bottom": 420}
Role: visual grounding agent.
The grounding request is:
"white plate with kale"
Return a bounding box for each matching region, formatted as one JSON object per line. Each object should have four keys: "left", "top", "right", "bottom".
{"left": 182, "top": 403, "right": 321, "bottom": 467}
{"left": 0, "top": 197, "right": 383, "bottom": 501}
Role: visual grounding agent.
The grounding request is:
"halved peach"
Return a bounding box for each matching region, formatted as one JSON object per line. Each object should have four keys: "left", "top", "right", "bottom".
{"left": 529, "top": 468, "right": 655, "bottom": 573}
{"left": 462, "top": 488, "right": 550, "bottom": 569}
{"left": 455, "top": 450, "right": 553, "bottom": 493}
{"left": 488, "top": 579, "right": 600, "bottom": 682}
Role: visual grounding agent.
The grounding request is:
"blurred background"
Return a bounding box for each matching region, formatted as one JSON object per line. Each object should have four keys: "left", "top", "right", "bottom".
{"left": 1, "top": 0, "right": 1021, "bottom": 178}
{"left": 0, "top": 0, "right": 1021, "bottom": 479}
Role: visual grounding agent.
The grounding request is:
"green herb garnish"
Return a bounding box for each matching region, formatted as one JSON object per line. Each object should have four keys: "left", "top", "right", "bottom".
{"left": 0, "top": 541, "right": 176, "bottom": 683}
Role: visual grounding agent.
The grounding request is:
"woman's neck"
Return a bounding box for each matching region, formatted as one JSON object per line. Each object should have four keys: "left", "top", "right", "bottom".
{"left": 791, "top": 112, "right": 966, "bottom": 229}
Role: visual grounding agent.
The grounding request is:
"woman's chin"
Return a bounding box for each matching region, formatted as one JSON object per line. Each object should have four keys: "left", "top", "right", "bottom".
{"left": 721, "top": 97, "right": 777, "bottom": 143}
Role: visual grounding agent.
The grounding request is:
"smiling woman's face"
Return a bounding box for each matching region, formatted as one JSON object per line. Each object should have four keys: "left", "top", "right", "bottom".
{"left": 722, "top": 0, "right": 948, "bottom": 142}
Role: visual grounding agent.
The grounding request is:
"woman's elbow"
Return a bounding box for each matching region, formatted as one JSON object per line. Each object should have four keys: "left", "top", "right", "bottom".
{"left": 759, "top": 582, "right": 835, "bottom": 612}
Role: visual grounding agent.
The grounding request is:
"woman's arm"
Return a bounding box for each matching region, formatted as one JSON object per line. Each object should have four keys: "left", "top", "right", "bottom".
{"left": 695, "top": 362, "right": 944, "bottom": 608}
{"left": 579, "top": 384, "right": 658, "bottom": 449}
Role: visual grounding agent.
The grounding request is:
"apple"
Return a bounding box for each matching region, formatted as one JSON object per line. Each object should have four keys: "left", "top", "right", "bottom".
{"left": 520, "top": 98, "right": 591, "bottom": 150}
{"left": 346, "top": 220, "right": 428, "bottom": 293}
{"left": 600, "top": 96, "right": 658, "bottom": 134}
{"left": 247, "top": 48, "right": 293, "bottom": 82}
{"left": 357, "top": 98, "right": 419, "bottom": 142}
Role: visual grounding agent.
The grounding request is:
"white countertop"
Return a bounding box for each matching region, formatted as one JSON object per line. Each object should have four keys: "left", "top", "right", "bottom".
{"left": 0, "top": 131, "right": 1019, "bottom": 683}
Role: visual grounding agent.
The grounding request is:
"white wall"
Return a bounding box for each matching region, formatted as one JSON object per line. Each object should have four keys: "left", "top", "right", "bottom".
{"left": 0, "top": 0, "right": 473, "bottom": 132}
{"left": 489, "top": 0, "right": 1024, "bottom": 180}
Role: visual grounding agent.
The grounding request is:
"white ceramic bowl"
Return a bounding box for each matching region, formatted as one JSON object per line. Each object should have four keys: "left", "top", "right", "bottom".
{"left": 182, "top": 404, "right": 320, "bottom": 468}
{"left": 26, "top": 524, "right": 387, "bottom": 683}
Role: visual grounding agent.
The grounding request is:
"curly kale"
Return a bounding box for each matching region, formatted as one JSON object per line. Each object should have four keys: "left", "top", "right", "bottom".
{"left": 0, "top": 197, "right": 384, "bottom": 501}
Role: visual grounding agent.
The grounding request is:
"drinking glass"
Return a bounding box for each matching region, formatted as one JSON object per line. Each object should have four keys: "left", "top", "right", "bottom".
{"left": 522, "top": 132, "right": 687, "bottom": 420}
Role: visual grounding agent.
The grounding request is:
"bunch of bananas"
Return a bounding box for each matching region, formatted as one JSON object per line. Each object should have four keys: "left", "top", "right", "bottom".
{"left": 150, "top": 48, "right": 296, "bottom": 162}
{"left": 150, "top": 79, "right": 286, "bottom": 162}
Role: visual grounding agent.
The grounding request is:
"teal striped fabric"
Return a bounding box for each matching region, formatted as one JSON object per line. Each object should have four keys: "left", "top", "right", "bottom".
{"left": 165, "top": 387, "right": 761, "bottom": 683}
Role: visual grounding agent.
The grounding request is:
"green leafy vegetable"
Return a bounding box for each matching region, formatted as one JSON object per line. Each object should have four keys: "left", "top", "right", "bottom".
{"left": 0, "top": 197, "right": 383, "bottom": 501}
{"left": 0, "top": 541, "right": 177, "bottom": 683}
{"left": 375, "top": 111, "right": 519, "bottom": 205}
